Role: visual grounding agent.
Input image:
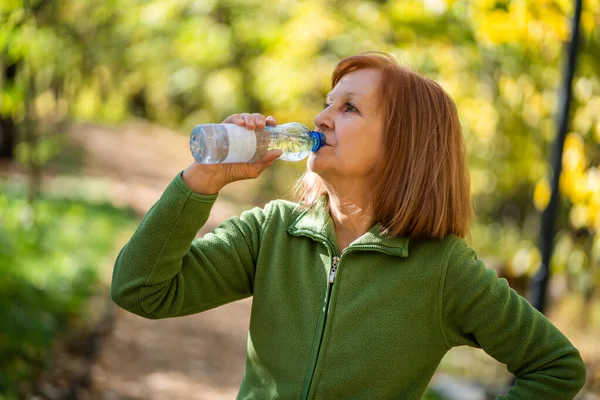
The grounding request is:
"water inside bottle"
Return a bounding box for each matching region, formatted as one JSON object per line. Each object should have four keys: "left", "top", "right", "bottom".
{"left": 190, "top": 124, "right": 231, "bottom": 163}
{"left": 279, "top": 150, "right": 311, "bottom": 161}
{"left": 262, "top": 126, "right": 314, "bottom": 161}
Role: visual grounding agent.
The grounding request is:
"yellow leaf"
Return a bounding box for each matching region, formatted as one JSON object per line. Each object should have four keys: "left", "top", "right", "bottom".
{"left": 562, "top": 132, "right": 587, "bottom": 172}
{"left": 534, "top": 178, "right": 551, "bottom": 211}
{"left": 570, "top": 205, "right": 590, "bottom": 229}
{"left": 509, "top": 245, "right": 541, "bottom": 278}
{"left": 551, "top": 233, "right": 573, "bottom": 275}
{"left": 561, "top": 171, "right": 588, "bottom": 204}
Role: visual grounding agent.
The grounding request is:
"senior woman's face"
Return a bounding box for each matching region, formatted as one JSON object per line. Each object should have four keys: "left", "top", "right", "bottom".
{"left": 309, "top": 68, "right": 384, "bottom": 181}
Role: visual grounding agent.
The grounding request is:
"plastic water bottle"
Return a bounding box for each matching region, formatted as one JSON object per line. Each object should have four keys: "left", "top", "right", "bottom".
{"left": 190, "top": 122, "right": 326, "bottom": 164}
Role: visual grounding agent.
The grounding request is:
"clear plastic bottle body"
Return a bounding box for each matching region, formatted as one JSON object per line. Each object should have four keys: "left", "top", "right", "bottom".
{"left": 189, "top": 124, "right": 230, "bottom": 164}
{"left": 190, "top": 122, "right": 325, "bottom": 164}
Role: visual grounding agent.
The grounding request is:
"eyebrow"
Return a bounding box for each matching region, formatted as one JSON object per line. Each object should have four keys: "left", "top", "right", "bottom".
{"left": 326, "top": 91, "right": 359, "bottom": 100}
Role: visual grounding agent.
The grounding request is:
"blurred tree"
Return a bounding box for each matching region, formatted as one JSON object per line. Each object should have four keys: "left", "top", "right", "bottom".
{"left": 1, "top": 0, "right": 599, "bottom": 395}
{"left": 0, "top": 60, "right": 18, "bottom": 160}
{"left": 1, "top": 0, "right": 599, "bottom": 298}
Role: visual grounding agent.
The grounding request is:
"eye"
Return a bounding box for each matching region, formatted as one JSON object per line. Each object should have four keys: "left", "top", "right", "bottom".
{"left": 344, "top": 102, "right": 358, "bottom": 113}
{"left": 323, "top": 102, "right": 331, "bottom": 109}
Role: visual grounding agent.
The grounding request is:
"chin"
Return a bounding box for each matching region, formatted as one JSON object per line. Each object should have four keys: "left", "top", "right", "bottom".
{"left": 307, "top": 153, "right": 327, "bottom": 174}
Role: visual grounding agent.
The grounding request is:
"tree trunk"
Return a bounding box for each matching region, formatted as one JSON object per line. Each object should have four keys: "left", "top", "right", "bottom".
{"left": 0, "top": 61, "right": 19, "bottom": 161}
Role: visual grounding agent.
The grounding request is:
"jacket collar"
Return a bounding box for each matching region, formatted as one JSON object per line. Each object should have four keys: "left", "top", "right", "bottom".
{"left": 286, "top": 196, "right": 409, "bottom": 257}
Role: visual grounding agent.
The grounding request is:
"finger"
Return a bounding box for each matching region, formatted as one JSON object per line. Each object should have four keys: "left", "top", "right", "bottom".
{"left": 233, "top": 113, "right": 250, "bottom": 128}
{"left": 258, "top": 149, "right": 283, "bottom": 163}
{"left": 253, "top": 113, "right": 267, "bottom": 130}
{"left": 266, "top": 116, "right": 278, "bottom": 126}
{"left": 232, "top": 114, "right": 244, "bottom": 126}
{"left": 222, "top": 114, "right": 243, "bottom": 124}
{"left": 249, "top": 158, "right": 277, "bottom": 177}
{"left": 241, "top": 113, "right": 256, "bottom": 130}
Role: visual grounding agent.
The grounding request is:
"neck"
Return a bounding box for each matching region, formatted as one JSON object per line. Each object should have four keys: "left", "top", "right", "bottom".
{"left": 323, "top": 179, "right": 375, "bottom": 241}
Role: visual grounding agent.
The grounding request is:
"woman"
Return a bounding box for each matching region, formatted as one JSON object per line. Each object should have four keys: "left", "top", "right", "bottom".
{"left": 111, "top": 53, "right": 586, "bottom": 399}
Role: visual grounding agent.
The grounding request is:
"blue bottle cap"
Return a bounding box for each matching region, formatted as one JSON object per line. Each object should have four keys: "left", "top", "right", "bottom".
{"left": 310, "top": 131, "right": 326, "bottom": 152}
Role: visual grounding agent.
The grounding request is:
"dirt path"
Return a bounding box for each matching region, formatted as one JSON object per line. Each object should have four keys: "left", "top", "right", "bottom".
{"left": 67, "top": 121, "right": 257, "bottom": 400}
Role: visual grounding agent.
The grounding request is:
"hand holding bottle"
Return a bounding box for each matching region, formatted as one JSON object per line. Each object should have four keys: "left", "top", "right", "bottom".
{"left": 182, "top": 113, "right": 283, "bottom": 195}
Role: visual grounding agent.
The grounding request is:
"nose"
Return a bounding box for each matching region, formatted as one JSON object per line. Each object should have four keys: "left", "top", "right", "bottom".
{"left": 314, "top": 107, "right": 333, "bottom": 133}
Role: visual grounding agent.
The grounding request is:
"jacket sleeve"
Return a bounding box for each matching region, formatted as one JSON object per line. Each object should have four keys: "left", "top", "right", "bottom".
{"left": 111, "top": 172, "right": 271, "bottom": 319}
{"left": 440, "top": 238, "right": 586, "bottom": 399}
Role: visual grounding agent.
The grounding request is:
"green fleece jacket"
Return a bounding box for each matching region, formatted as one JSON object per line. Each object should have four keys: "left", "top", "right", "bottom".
{"left": 111, "top": 172, "right": 586, "bottom": 399}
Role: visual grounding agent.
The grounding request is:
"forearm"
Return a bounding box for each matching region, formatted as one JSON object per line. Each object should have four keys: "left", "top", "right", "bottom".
{"left": 111, "top": 173, "right": 217, "bottom": 317}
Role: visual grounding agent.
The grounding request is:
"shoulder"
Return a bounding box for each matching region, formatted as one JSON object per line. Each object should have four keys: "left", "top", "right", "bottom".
{"left": 433, "top": 235, "right": 493, "bottom": 289}
{"left": 263, "top": 198, "right": 302, "bottom": 216}
{"left": 408, "top": 234, "right": 469, "bottom": 263}
{"left": 254, "top": 198, "right": 304, "bottom": 226}
{"left": 406, "top": 235, "right": 485, "bottom": 285}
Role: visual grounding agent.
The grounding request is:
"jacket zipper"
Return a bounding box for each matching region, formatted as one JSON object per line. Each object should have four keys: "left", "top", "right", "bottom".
{"left": 302, "top": 254, "right": 343, "bottom": 399}
{"left": 299, "top": 244, "right": 402, "bottom": 399}
{"left": 329, "top": 256, "right": 340, "bottom": 283}
{"left": 301, "top": 253, "right": 339, "bottom": 399}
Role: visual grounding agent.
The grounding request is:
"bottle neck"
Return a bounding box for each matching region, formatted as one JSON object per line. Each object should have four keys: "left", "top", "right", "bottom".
{"left": 310, "top": 131, "right": 326, "bottom": 151}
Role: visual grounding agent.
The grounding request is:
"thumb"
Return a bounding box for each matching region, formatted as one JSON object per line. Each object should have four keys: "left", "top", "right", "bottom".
{"left": 246, "top": 149, "right": 282, "bottom": 177}
{"left": 259, "top": 149, "right": 283, "bottom": 163}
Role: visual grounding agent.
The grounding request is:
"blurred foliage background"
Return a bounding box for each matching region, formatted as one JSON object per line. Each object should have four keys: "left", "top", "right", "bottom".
{"left": 0, "top": 0, "right": 599, "bottom": 397}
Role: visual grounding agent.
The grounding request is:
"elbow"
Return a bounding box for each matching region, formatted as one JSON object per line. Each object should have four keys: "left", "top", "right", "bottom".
{"left": 110, "top": 275, "right": 160, "bottom": 319}
{"left": 110, "top": 247, "right": 185, "bottom": 319}
{"left": 110, "top": 250, "right": 161, "bottom": 319}
{"left": 110, "top": 281, "right": 142, "bottom": 316}
{"left": 111, "top": 278, "right": 181, "bottom": 320}
{"left": 551, "top": 347, "right": 588, "bottom": 396}
{"left": 110, "top": 284, "right": 161, "bottom": 320}
{"left": 110, "top": 281, "right": 130, "bottom": 311}
{"left": 511, "top": 346, "right": 588, "bottom": 398}
{"left": 571, "top": 350, "right": 587, "bottom": 394}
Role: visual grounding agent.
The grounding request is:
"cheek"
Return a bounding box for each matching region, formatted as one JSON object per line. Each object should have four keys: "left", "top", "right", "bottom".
{"left": 307, "top": 134, "right": 382, "bottom": 177}
{"left": 343, "top": 137, "right": 383, "bottom": 173}
{"left": 343, "top": 137, "right": 378, "bottom": 160}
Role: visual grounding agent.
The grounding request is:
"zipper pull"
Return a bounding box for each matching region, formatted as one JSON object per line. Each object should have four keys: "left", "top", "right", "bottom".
{"left": 329, "top": 256, "right": 340, "bottom": 283}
